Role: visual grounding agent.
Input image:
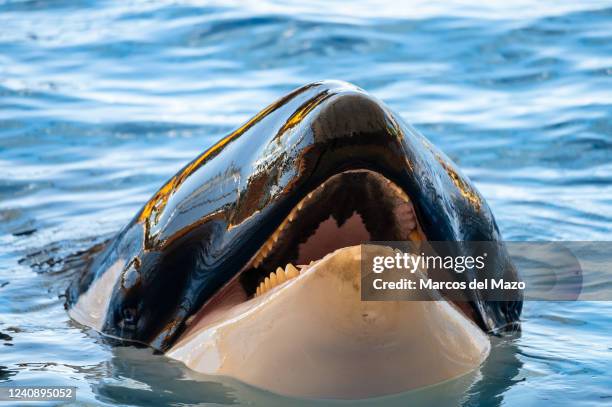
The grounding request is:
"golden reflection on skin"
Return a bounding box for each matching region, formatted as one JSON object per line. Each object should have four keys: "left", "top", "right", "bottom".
{"left": 274, "top": 91, "right": 332, "bottom": 141}
{"left": 436, "top": 156, "right": 482, "bottom": 210}
{"left": 140, "top": 91, "right": 342, "bottom": 251}
{"left": 138, "top": 84, "right": 400, "bottom": 252}
{"left": 419, "top": 137, "right": 482, "bottom": 210}
{"left": 137, "top": 83, "right": 322, "bottom": 240}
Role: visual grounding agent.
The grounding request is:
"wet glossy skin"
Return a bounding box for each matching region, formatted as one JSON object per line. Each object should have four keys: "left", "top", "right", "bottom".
{"left": 66, "top": 80, "right": 522, "bottom": 351}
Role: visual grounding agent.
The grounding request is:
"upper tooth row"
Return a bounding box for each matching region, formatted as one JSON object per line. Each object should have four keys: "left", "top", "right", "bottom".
{"left": 251, "top": 177, "right": 410, "bottom": 269}
{"left": 255, "top": 263, "right": 301, "bottom": 297}
{"left": 251, "top": 189, "right": 321, "bottom": 268}
{"left": 385, "top": 178, "right": 410, "bottom": 201}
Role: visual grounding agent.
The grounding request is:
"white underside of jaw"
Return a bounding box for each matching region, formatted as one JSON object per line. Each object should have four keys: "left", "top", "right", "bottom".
{"left": 167, "top": 245, "right": 490, "bottom": 399}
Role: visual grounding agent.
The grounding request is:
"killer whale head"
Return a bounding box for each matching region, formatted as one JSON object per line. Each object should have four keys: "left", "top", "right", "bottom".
{"left": 67, "top": 80, "right": 521, "bottom": 354}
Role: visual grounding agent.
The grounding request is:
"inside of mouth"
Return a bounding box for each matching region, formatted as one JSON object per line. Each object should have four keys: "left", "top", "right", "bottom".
{"left": 181, "top": 169, "right": 427, "bottom": 334}
{"left": 239, "top": 169, "right": 425, "bottom": 298}
{"left": 179, "top": 170, "right": 483, "bottom": 338}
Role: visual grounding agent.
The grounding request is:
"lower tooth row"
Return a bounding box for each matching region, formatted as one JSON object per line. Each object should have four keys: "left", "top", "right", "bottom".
{"left": 255, "top": 263, "right": 301, "bottom": 297}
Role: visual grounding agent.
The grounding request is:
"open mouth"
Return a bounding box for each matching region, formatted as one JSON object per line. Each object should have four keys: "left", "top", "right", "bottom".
{"left": 179, "top": 168, "right": 487, "bottom": 325}
{"left": 182, "top": 169, "right": 428, "bottom": 327}
{"left": 169, "top": 169, "right": 490, "bottom": 399}
{"left": 242, "top": 169, "right": 426, "bottom": 297}
{"left": 175, "top": 168, "right": 481, "bottom": 349}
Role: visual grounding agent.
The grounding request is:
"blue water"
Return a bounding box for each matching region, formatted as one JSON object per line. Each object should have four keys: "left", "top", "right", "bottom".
{"left": 1, "top": 1, "right": 611, "bottom": 405}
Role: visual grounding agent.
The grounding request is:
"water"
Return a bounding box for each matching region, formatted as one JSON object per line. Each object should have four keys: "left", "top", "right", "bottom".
{"left": 1, "top": 0, "right": 611, "bottom": 405}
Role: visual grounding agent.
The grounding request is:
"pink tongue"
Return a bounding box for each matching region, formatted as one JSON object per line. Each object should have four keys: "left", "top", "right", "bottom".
{"left": 296, "top": 213, "right": 371, "bottom": 265}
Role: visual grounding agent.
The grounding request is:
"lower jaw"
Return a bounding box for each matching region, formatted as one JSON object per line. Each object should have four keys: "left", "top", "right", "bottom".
{"left": 167, "top": 245, "right": 490, "bottom": 400}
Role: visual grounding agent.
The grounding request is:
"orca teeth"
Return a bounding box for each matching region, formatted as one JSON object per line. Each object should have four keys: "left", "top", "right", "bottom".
{"left": 254, "top": 263, "right": 302, "bottom": 298}
{"left": 252, "top": 194, "right": 309, "bottom": 268}
{"left": 250, "top": 171, "right": 417, "bottom": 270}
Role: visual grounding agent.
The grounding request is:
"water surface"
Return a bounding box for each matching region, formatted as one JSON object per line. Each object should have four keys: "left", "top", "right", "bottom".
{"left": 1, "top": 1, "right": 611, "bottom": 405}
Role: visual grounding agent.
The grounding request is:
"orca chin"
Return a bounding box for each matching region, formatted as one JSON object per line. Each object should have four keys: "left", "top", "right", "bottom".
{"left": 167, "top": 245, "right": 491, "bottom": 399}
{"left": 67, "top": 80, "right": 521, "bottom": 399}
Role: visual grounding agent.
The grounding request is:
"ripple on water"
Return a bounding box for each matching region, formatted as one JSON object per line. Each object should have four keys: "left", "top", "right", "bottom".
{"left": 0, "top": 1, "right": 611, "bottom": 406}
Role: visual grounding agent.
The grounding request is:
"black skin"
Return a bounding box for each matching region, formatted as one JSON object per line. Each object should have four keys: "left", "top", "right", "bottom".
{"left": 66, "top": 81, "right": 522, "bottom": 351}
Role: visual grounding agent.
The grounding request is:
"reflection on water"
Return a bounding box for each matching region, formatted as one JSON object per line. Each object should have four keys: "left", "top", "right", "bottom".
{"left": 93, "top": 344, "right": 489, "bottom": 407}
{"left": 0, "top": 0, "right": 611, "bottom": 405}
{"left": 92, "top": 347, "right": 238, "bottom": 406}
{"left": 463, "top": 335, "right": 524, "bottom": 407}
